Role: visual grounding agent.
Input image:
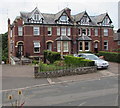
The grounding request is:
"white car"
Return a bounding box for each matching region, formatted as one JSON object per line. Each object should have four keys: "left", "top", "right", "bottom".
{"left": 77, "top": 53, "right": 109, "bottom": 69}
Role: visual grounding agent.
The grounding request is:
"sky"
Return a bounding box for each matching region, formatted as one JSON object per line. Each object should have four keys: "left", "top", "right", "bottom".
{"left": 0, "top": 0, "right": 119, "bottom": 34}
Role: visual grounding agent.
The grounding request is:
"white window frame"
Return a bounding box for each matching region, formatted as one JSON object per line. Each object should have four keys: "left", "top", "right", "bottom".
{"left": 81, "top": 28, "right": 87, "bottom": 36}
{"left": 33, "top": 41, "right": 40, "bottom": 53}
{"left": 79, "top": 41, "right": 83, "bottom": 51}
{"left": 81, "top": 16, "right": 89, "bottom": 25}
{"left": 95, "top": 29, "right": 98, "bottom": 36}
{"left": 60, "top": 15, "right": 68, "bottom": 22}
{"left": 67, "top": 28, "right": 71, "bottom": 36}
{"left": 10, "top": 30, "right": 12, "bottom": 38}
{"left": 61, "top": 27, "right": 66, "bottom": 36}
{"left": 18, "top": 26, "right": 23, "bottom": 36}
{"left": 104, "top": 29, "right": 108, "bottom": 36}
{"left": 87, "top": 28, "right": 91, "bottom": 36}
{"left": 118, "top": 41, "right": 120, "bottom": 45}
{"left": 57, "top": 27, "right": 60, "bottom": 36}
{"left": 85, "top": 41, "right": 90, "bottom": 51}
{"left": 63, "top": 41, "right": 69, "bottom": 52}
{"left": 48, "top": 27, "right": 52, "bottom": 36}
{"left": 104, "top": 40, "right": 108, "bottom": 50}
{"left": 57, "top": 41, "right": 61, "bottom": 52}
{"left": 34, "top": 14, "right": 39, "bottom": 20}
{"left": 33, "top": 27, "right": 40, "bottom": 36}
{"left": 78, "top": 28, "right": 81, "bottom": 36}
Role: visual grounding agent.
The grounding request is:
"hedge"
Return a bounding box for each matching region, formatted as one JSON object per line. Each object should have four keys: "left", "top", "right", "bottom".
{"left": 44, "top": 50, "right": 61, "bottom": 63}
{"left": 99, "top": 51, "right": 120, "bottom": 63}
{"left": 64, "top": 55, "right": 95, "bottom": 67}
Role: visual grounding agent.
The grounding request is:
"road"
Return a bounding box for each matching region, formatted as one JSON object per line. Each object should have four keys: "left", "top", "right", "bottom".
{"left": 1, "top": 62, "right": 119, "bottom": 106}
{"left": 2, "top": 75, "right": 118, "bottom": 106}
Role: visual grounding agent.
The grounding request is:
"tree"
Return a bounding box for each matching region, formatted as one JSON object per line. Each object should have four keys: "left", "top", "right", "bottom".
{"left": 0, "top": 32, "right": 8, "bottom": 63}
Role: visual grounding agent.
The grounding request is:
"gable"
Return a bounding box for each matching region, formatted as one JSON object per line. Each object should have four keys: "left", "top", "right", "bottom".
{"left": 77, "top": 12, "right": 91, "bottom": 25}
{"left": 28, "top": 7, "right": 45, "bottom": 23}
{"left": 102, "top": 14, "right": 112, "bottom": 26}
{"left": 55, "top": 10, "right": 73, "bottom": 24}
{"left": 59, "top": 13, "right": 69, "bottom": 22}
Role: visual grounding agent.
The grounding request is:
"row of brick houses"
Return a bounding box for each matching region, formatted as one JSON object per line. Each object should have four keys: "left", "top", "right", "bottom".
{"left": 8, "top": 7, "right": 118, "bottom": 63}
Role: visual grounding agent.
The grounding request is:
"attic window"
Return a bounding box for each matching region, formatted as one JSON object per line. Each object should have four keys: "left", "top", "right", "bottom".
{"left": 81, "top": 16, "right": 90, "bottom": 25}
{"left": 102, "top": 16, "right": 110, "bottom": 26}
{"left": 60, "top": 15, "right": 68, "bottom": 22}
{"left": 34, "top": 14, "right": 39, "bottom": 20}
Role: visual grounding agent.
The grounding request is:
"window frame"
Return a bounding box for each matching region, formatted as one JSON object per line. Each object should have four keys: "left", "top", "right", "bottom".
{"left": 57, "top": 27, "right": 60, "bottom": 36}
{"left": 78, "top": 28, "right": 81, "bottom": 36}
{"left": 81, "top": 28, "right": 87, "bottom": 36}
{"left": 33, "top": 41, "right": 40, "bottom": 53}
{"left": 87, "top": 28, "right": 91, "bottom": 36}
{"left": 104, "top": 29, "right": 108, "bottom": 36}
{"left": 57, "top": 41, "right": 61, "bottom": 52}
{"left": 47, "top": 27, "right": 52, "bottom": 36}
{"left": 63, "top": 41, "right": 69, "bottom": 52}
{"left": 79, "top": 41, "right": 83, "bottom": 51}
{"left": 104, "top": 40, "right": 108, "bottom": 50}
{"left": 118, "top": 41, "right": 120, "bottom": 45}
{"left": 18, "top": 26, "right": 23, "bottom": 36}
{"left": 61, "top": 27, "right": 66, "bottom": 36}
{"left": 85, "top": 41, "right": 90, "bottom": 51}
{"left": 33, "top": 27, "right": 40, "bottom": 36}
{"left": 95, "top": 28, "right": 98, "bottom": 36}
{"left": 67, "top": 28, "right": 71, "bottom": 36}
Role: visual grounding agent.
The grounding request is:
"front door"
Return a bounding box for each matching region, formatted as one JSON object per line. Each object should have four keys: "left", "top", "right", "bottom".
{"left": 94, "top": 42, "right": 98, "bottom": 53}
{"left": 18, "top": 42, "right": 23, "bottom": 57}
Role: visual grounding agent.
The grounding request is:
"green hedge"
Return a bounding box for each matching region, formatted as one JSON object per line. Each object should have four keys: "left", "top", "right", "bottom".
{"left": 99, "top": 51, "right": 120, "bottom": 63}
{"left": 44, "top": 50, "right": 61, "bottom": 63}
{"left": 64, "top": 55, "right": 95, "bottom": 67}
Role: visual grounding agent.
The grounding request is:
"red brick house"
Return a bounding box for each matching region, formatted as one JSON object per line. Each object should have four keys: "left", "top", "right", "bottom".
{"left": 8, "top": 7, "right": 114, "bottom": 63}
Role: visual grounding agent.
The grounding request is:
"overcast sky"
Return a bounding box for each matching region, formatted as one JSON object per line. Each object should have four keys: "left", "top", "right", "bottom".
{"left": 0, "top": 0, "right": 119, "bottom": 34}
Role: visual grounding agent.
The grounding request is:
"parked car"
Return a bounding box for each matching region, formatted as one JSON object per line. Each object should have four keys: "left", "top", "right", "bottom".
{"left": 77, "top": 53, "right": 109, "bottom": 69}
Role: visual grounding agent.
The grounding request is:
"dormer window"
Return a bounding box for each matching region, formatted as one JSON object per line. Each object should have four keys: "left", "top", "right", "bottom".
{"left": 60, "top": 15, "right": 68, "bottom": 22}
{"left": 34, "top": 14, "right": 39, "bottom": 20}
{"left": 80, "top": 15, "right": 90, "bottom": 25}
{"left": 102, "top": 16, "right": 111, "bottom": 26}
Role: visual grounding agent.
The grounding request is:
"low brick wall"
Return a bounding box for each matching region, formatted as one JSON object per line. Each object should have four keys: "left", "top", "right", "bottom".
{"left": 34, "top": 66, "right": 97, "bottom": 78}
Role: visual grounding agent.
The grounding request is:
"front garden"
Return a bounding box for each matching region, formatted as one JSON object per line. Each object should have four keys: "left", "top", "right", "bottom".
{"left": 34, "top": 51, "right": 96, "bottom": 78}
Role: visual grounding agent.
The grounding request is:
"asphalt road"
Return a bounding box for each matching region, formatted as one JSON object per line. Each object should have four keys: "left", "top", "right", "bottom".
{"left": 2, "top": 75, "right": 118, "bottom": 106}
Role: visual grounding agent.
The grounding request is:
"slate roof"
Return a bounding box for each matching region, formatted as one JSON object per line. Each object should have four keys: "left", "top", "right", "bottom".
{"left": 18, "top": 7, "right": 112, "bottom": 26}
{"left": 73, "top": 11, "right": 86, "bottom": 22}
{"left": 56, "top": 36, "right": 72, "bottom": 41}
{"left": 77, "top": 36, "right": 92, "bottom": 41}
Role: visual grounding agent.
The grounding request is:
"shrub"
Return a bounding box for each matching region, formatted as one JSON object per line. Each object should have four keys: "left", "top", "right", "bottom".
{"left": 32, "top": 60, "right": 39, "bottom": 65}
{"left": 44, "top": 50, "right": 61, "bottom": 63}
{"left": 99, "top": 51, "right": 120, "bottom": 63}
{"left": 54, "top": 60, "right": 66, "bottom": 66}
{"left": 64, "top": 55, "right": 95, "bottom": 67}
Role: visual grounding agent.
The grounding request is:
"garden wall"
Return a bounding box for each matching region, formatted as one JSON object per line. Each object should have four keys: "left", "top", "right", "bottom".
{"left": 34, "top": 66, "right": 97, "bottom": 78}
